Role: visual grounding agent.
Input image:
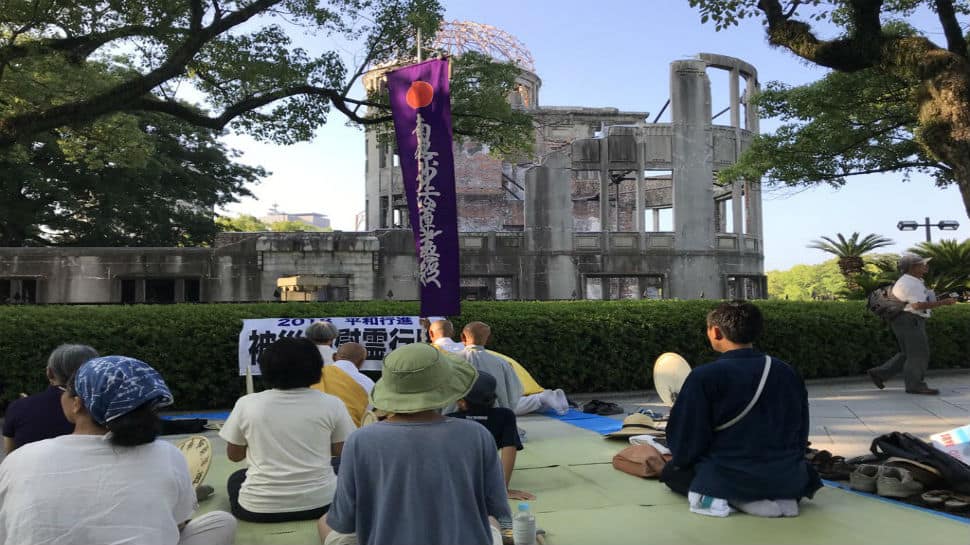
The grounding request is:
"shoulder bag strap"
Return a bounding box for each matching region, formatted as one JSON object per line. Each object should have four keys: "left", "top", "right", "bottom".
{"left": 714, "top": 355, "right": 771, "bottom": 432}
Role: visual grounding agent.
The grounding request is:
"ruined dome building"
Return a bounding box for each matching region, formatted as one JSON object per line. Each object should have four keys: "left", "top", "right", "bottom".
{"left": 364, "top": 22, "right": 765, "bottom": 301}
{"left": 0, "top": 22, "right": 765, "bottom": 304}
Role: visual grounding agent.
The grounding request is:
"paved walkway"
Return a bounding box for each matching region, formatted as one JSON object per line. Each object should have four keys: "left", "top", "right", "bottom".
{"left": 578, "top": 370, "right": 970, "bottom": 457}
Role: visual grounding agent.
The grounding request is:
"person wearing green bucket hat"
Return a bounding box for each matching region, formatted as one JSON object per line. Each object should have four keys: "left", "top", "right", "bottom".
{"left": 319, "top": 343, "right": 511, "bottom": 545}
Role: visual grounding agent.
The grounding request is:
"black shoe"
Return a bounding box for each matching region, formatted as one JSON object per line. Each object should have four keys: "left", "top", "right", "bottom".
{"left": 867, "top": 369, "right": 885, "bottom": 390}
{"left": 905, "top": 387, "right": 939, "bottom": 395}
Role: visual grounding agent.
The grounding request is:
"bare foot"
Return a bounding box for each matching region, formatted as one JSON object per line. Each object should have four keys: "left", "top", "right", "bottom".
{"left": 508, "top": 489, "right": 536, "bottom": 500}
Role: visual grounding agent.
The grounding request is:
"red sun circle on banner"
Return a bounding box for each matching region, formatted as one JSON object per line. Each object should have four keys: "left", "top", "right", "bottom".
{"left": 405, "top": 81, "right": 434, "bottom": 109}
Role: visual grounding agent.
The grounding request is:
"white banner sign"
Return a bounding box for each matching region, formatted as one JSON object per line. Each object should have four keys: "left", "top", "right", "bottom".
{"left": 238, "top": 316, "right": 437, "bottom": 375}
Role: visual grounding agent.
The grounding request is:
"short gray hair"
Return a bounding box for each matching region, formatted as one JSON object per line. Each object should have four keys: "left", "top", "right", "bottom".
{"left": 47, "top": 344, "right": 99, "bottom": 384}
{"left": 306, "top": 321, "right": 338, "bottom": 344}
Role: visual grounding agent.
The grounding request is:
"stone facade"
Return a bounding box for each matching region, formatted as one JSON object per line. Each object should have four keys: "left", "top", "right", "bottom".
{"left": 0, "top": 54, "right": 766, "bottom": 304}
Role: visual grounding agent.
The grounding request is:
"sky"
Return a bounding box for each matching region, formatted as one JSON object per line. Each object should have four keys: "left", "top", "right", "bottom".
{"left": 220, "top": 0, "right": 967, "bottom": 271}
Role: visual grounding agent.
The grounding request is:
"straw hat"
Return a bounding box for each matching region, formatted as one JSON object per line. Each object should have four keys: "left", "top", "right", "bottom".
{"left": 176, "top": 435, "right": 212, "bottom": 487}
{"left": 370, "top": 343, "right": 478, "bottom": 413}
{"left": 606, "top": 413, "right": 666, "bottom": 438}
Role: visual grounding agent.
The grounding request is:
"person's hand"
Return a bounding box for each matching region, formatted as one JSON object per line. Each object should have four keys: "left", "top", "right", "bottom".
{"left": 508, "top": 489, "right": 536, "bottom": 500}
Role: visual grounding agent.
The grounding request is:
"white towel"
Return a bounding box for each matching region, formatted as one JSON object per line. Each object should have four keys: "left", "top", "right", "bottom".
{"left": 629, "top": 435, "right": 671, "bottom": 456}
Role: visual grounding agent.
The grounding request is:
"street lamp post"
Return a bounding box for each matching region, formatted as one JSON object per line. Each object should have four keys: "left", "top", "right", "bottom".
{"left": 896, "top": 217, "right": 960, "bottom": 242}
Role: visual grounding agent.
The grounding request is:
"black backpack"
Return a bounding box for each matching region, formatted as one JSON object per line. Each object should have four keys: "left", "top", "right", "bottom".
{"left": 866, "top": 283, "right": 906, "bottom": 321}
{"left": 871, "top": 432, "right": 970, "bottom": 493}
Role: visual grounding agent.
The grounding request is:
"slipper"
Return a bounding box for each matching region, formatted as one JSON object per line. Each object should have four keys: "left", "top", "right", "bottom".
{"left": 582, "top": 399, "right": 624, "bottom": 415}
{"left": 816, "top": 455, "right": 856, "bottom": 481}
{"left": 596, "top": 402, "right": 624, "bottom": 416}
{"left": 922, "top": 490, "right": 970, "bottom": 512}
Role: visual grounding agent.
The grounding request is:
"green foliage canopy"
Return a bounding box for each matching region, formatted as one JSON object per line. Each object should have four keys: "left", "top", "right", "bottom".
{"left": 0, "top": 109, "right": 263, "bottom": 246}
{"left": 689, "top": 0, "right": 970, "bottom": 218}
{"left": 0, "top": 0, "right": 533, "bottom": 157}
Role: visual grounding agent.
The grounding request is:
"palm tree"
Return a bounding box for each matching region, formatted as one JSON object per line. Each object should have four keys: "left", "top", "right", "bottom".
{"left": 807, "top": 232, "right": 895, "bottom": 288}
{"left": 911, "top": 239, "right": 970, "bottom": 294}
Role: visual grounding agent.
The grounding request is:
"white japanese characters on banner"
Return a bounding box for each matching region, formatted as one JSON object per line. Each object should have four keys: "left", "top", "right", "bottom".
{"left": 238, "top": 316, "right": 439, "bottom": 375}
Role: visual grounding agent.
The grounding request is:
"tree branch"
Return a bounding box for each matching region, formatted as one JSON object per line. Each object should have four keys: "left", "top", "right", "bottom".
{"left": 0, "top": 0, "right": 285, "bottom": 146}
{"left": 809, "top": 162, "right": 947, "bottom": 181}
{"left": 756, "top": 0, "right": 881, "bottom": 71}
{"left": 0, "top": 24, "right": 176, "bottom": 65}
{"left": 934, "top": 0, "right": 968, "bottom": 57}
{"left": 133, "top": 86, "right": 392, "bottom": 130}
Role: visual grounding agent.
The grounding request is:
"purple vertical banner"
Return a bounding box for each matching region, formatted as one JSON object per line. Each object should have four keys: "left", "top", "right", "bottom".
{"left": 386, "top": 58, "right": 461, "bottom": 316}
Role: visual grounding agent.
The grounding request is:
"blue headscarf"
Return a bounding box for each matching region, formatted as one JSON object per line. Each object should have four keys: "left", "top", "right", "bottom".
{"left": 73, "top": 356, "right": 173, "bottom": 425}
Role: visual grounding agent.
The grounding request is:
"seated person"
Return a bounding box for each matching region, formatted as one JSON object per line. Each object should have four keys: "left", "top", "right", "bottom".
{"left": 454, "top": 321, "right": 523, "bottom": 411}
{"left": 332, "top": 342, "right": 375, "bottom": 395}
{"left": 447, "top": 371, "right": 535, "bottom": 501}
{"left": 318, "top": 343, "right": 510, "bottom": 545}
{"left": 0, "top": 356, "right": 236, "bottom": 545}
{"left": 307, "top": 321, "right": 339, "bottom": 365}
{"left": 221, "top": 337, "right": 355, "bottom": 523}
{"left": 312, "top": 342, "right": 371, "bottom": 428}
{"left": 3, "top": 343, "right": 98, "bottom": 453}
{"left": 659, "top": 301, "right": 822, "bottom": 517}
{"left": 429, "top": 319, "right": 567, "bottom": 416}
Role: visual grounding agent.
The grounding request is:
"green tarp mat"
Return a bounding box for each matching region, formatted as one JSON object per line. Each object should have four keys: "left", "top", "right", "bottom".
{"left": 192, "top": 416, "right": 968, "bottom": 545}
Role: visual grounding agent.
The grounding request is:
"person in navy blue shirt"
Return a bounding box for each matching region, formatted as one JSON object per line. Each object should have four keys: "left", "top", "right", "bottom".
{"left": 3, "top": 344, "right": 98, "bottom": 453}
{"left": 660, "top": 302, "right": 821, "bottom": 517}
{"left": 447, "top": 371, "right": 533, "bottom": 502}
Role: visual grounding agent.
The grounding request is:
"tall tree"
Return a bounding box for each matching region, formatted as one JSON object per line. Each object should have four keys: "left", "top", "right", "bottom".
{"left": 689, "top": 0, "right": 970, "bottom": 218}
{"left": 807, "top": 232, "right": 894, "bottom": 286}
{"left": 0, "top": 111, "right": 263, "bottom": 246}
{"left": 767, "top": 258, "right": 848, "bottom": 300}
{"left": 0, "top": 1, "right": 532, "bottom": 156}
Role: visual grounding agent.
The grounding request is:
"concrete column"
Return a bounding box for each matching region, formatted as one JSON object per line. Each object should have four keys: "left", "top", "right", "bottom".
{"left": 635, "top": 166, "right": 645, "bottom": 234}
{"left": 670, "top": 59, "right": 720, "bottom": 299}
{"left": 729, "top": 68, "right": 741, "bottom": 128}
{"left": 653, "top": 209, "right": 661, "bottom": 232}
{"left": 525, "top": 151, "right": 576, "bottom": 300}
{"left": 743, "top": 75, "right": 764, "bottom": 243}
{"left": 599, "top": 138, "right": 610, "bottom": 233}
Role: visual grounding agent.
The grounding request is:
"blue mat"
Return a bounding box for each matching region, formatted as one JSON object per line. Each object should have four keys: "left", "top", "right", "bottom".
{"left": 539, "top": 408, "right": 623, "bottom": 434}
{"left": 161, "top": 411, "right": 230, "bottom": 421}
{"left": 821, "top": 479, "right": 970, "bottom": 525}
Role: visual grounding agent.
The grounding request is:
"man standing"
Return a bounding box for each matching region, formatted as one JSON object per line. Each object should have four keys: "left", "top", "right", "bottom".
{"left": 867, "top": 254, "right": 956, "bottom": 395}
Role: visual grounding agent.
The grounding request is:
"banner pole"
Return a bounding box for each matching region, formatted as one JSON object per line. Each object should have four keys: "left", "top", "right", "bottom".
{"left": 417, "top": 28, "right": 422, "bottom": 62}
{"left": 245, "top": 364, "right": 254, "bottom": 394}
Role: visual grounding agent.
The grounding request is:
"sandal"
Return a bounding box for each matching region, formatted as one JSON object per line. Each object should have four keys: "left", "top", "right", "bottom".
{"left": 582, "top": 399, "right": 624, "bottom": 416}
{"left": 922, "top": 490, "right": 970, "bottom": 512}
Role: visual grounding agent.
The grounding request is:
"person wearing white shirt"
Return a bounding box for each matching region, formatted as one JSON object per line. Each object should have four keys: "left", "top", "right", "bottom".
{"left": 307, "top": 321, "right": 339, "bottom": 365}
{"left": 428, "top": 319, "right": 467, "bottom": 354}
{"left": 0, "top": 356, "right": 236, "bottom": 545}
{"left": 220, "top": 338, "right": 355, "bottom": 523}
{"left": 333, "top": 342, "right": 376, "bottom": 395}
{"left": 867, "top": 254, "right": 957, "bottom": 395}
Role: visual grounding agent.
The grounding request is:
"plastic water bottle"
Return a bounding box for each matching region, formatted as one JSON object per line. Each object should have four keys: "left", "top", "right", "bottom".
{"left": 512, "top": 502, "right": 536, "bottom": 545}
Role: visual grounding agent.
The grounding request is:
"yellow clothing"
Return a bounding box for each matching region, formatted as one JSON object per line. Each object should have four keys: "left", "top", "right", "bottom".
{"left": 311, "top": 366, "right": 369, "bottom": 427}
{"left": 431, "top": 342, "right": 545, "bottom": 396}
{"left": 487, "top": 350, "right": 544, "bottom": 395}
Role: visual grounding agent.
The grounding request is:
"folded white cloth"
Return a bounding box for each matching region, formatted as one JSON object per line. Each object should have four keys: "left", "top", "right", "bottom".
{"left": 688, "top": 492, "right": 734, "bottom": 517}
{"left": 629, "top": 435, "right": 671, "bottom": 456}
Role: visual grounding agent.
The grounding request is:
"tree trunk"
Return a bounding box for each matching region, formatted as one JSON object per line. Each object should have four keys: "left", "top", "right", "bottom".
{"left": 889, "top": 41, "right": 970, "bottom": 217}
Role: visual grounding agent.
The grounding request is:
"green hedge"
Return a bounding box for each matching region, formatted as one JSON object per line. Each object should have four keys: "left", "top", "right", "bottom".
{"left": 0, "top": 301, "right": 967, "bottom": 411}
